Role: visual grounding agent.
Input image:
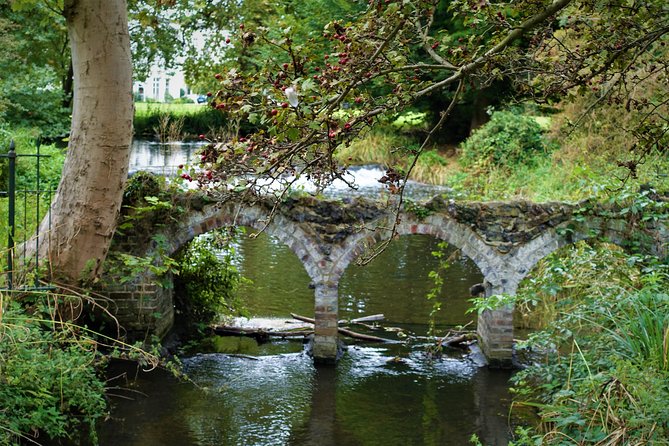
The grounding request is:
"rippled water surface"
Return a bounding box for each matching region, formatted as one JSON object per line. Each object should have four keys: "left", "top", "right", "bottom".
{"left": 101, "top": 343, "right": 511, "bottom": 446}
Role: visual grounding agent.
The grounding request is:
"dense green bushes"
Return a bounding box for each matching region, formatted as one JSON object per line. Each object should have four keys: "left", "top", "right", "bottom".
{"left": 0, "top": 68, "right": 71, "bottom": 140}
{"left": 0, "top": 297, "right": 108, "bottom": 445}
{"left": 459, "top": 110, "right": 550, "bottom": 169}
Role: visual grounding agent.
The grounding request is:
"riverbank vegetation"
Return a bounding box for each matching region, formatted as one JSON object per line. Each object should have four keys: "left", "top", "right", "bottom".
{"left": 173, "top": 228, "right": 248, "bottom": 330}
{"left": 0, "top": 286, "right": 166, "bottom": 445}
{"left": 0, "top": 294, "right": 107, "bottom": 445}
{"left": 502, "top": 242, "right": 669, "bottom": 445}
{"left": 0, "top": 147, "right": 248, "bottom": 443}
{"left": 335, "top": 98, "right": 669, "bottom": 200}
{"left": 467, "top": 186, "right": 669, "bottom": 444}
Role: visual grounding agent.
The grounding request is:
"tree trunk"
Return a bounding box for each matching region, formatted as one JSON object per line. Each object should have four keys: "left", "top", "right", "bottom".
{"left": 39, "top": 0, "right": 133, "bottom": 282}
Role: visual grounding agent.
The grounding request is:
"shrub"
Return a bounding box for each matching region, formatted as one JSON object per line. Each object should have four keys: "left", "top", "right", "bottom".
{"left": 459, "top": 110, "right": 550, "bottom": 169}
{"left": 103, "top": 172, "right": 182, "bottom": 287}
{"left": 174, "top": 229, "right": 247, "bottom": 326}
{"left": 112, "top": 171, "right": 181, "bottom": 255}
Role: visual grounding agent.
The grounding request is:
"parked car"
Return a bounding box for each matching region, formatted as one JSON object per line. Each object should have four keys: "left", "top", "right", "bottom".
{"left": 196, "top": 95, "right": 207, "bottom": 104}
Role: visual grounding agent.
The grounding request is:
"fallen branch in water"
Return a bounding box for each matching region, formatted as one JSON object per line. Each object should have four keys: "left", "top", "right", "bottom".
{"left": 439, "top": 332, "right": 477, "bottom": 349}
{"left": 408, "top": 328, "right": 477, "bottom": 350}
{"left": 290, "top": 313, "right": 391, "bottom": 343}
{"left": 290, "top": 313, "right": 317, "bottom": 324}
{"left": 338, "top": 327, "right": 392, "bottom": 343}
{"left": 211, "top": 325, "right": 313, "bottom": 340}
{"left": 338, "top": 314, "right": 385, "bottom": 325}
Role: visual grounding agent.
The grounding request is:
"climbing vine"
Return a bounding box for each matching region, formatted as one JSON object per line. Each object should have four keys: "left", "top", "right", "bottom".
{"left": 424, "top": 240, "right": 454, "bottom": 356}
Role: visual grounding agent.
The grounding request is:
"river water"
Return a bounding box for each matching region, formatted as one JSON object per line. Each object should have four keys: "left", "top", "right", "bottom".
{"left": 96, "top": 141, "right": 515, "bottom": 445}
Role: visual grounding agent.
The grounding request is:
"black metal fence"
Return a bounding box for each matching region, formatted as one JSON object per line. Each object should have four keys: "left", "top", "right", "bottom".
{"left": 1, "top": 139, "right": 53, "bottom": 290}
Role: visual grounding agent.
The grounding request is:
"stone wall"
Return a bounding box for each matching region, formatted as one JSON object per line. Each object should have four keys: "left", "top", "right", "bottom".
{"left": 477, "top": 305, "right": 514, "bottom": 368}
{"left": 99, "top": 278, "right": 174, "bottom": 340}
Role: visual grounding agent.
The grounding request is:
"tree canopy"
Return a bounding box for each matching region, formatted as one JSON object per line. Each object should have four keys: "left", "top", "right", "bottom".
{"left": 187, "top": 0, "right": 667, "bottom": 201}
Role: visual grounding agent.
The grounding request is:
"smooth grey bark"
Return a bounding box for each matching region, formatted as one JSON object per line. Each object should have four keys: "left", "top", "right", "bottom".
{"left": 38, "top": 0, "right": 133, "bottom": 282}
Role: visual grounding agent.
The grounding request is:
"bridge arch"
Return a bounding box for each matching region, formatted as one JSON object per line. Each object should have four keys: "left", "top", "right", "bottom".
{"left": 161, "top": 202, "right": 327, "bottom": 283}
{"left": 325, "top": 212, "right": 519, "bottom": 367}
{"left": 329, "top": 213, "right": 501, "bottom": 287}
{"left": 508, "top": 216, "right": 650, "bottom": 293}
{"left": 113, "top": 193, "right": 666, "bottom": 367}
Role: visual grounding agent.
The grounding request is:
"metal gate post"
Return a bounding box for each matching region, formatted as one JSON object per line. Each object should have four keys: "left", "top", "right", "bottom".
{"left": 6, "top": 140, "right": 16, "bottom": 289}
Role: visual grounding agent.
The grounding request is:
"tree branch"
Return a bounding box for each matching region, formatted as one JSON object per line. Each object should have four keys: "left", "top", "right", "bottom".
{"left": 415, "top": 0, "right": 573, "bottom": 98}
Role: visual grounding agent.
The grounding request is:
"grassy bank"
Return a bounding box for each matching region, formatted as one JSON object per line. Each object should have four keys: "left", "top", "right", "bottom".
{"left": 334, "top": 126, "right": 458, "bottom": 185}
{"left": 133, "top": 101, "right": 228, "bottom": 140}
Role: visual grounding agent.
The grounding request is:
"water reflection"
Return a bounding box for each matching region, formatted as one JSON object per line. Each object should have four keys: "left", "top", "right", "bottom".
{"left": 183, "top": 353, "right": 314, "bottom": 445}
{"left": 129, "top": 140, "right": 204, "bottom": 176}
{"left": 101, "top": 341, "right": 511, "bottom": 446}
{"left": 236, "top": 232, "right": 482, "bottom": 329}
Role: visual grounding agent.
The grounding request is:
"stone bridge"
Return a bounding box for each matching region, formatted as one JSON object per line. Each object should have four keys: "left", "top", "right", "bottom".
{"left": 108, "top": 193, "right": 668, "bottom": 367}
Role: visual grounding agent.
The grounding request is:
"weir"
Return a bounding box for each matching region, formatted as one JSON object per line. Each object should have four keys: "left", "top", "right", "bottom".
{"left": 102, "top": 193, "right": 668, "bottom": 368}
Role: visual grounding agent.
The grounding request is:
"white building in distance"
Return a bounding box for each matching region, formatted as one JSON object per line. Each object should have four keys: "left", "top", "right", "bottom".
{"left": 133, "top": 66, "right": 193, "bottom": 102}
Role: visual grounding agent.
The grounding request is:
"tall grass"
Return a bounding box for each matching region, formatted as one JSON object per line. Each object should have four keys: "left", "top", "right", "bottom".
{"left": 606, "top": 290, "right": 669, "bottom": 371}
{"left": 134, "top": 102, "right": 227, "bottom": 139}
{"left": 508, "top": 240, "right": 669, "bottom": 445}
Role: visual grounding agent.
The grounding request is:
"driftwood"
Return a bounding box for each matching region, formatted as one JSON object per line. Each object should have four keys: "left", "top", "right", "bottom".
{"left": 290, "top": 313, "right": 317, "bottom": 324}
{"left": 338, "top": 314, "right": 385, "bottom": 325}
{"left": 213, "top": 315, "right": 474, "bottom": 348}
{"left": 337, "top": 327, "right": 392, "bottom": 343}
{"left": 407, "top": 331, "right": 477, "bottom": 349}
{"left": 439, "top": 333, "right": 477, "bottom": 349}
{"left": 212, "top": 325, "right": 314, "bottom": 340}
{"left": 290, "top": 313, "right": 390, "bottom": 343}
